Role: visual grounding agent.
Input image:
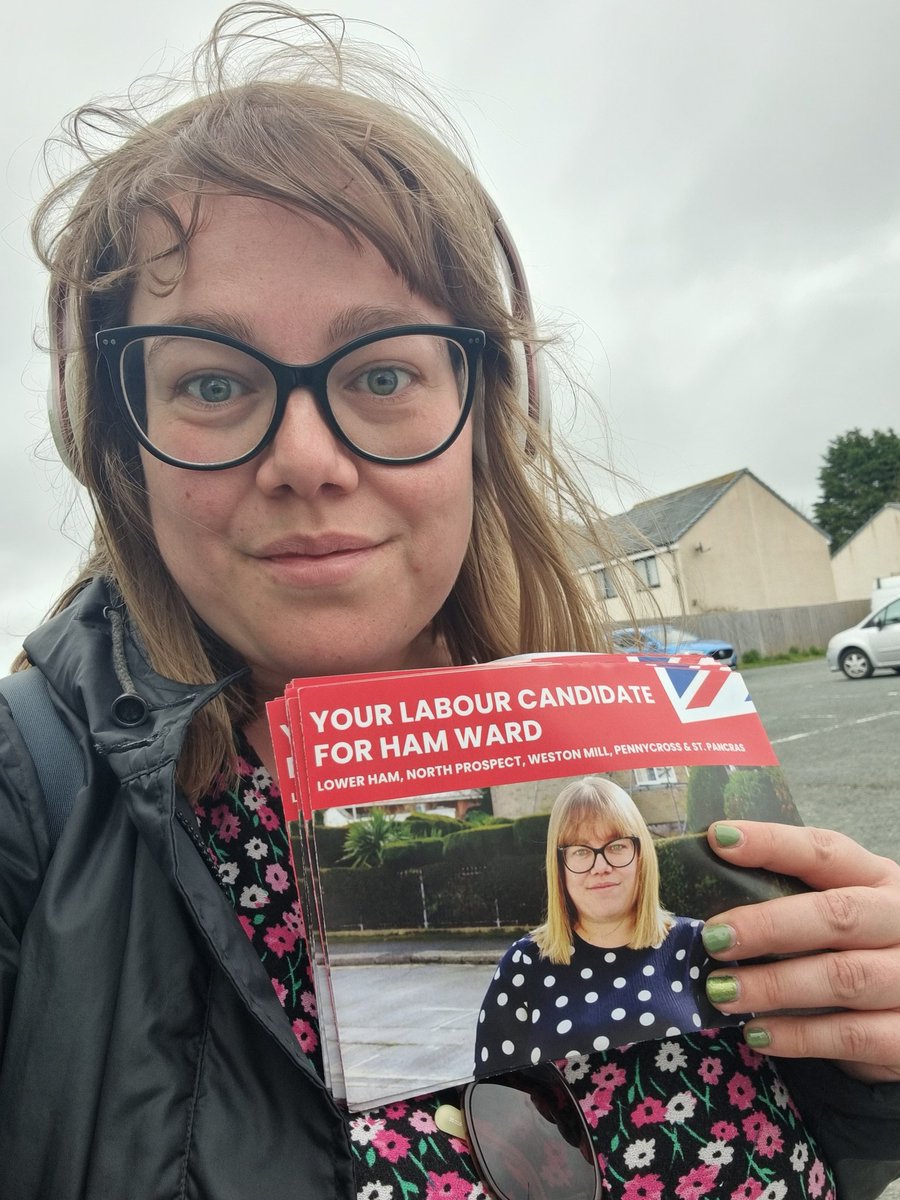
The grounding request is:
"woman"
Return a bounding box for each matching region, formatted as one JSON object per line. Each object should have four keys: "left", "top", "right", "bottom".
{"left": 2, "top": 6, "right": 900, "bottom": 1198}
{"left": 474, "top": 777, "right": 740, "bottom": 1074}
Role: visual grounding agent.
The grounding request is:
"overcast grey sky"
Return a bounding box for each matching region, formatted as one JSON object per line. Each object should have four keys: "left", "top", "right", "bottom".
{"left": 2, "top": 1, "right": 899, "bottom": 666}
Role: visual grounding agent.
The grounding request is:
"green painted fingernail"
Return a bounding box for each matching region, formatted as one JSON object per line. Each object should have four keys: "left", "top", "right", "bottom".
{"left": 744, "top": 1027, "right": 771, "bottom": 1049}
{"left": 714, "top": 823, "right": 742, "bottom": 848}
{"left": 702, "top": 923, "right": 735, "bottom": 953}
{"left": 706, "top": 975, "right": 739, "bottom": 1005}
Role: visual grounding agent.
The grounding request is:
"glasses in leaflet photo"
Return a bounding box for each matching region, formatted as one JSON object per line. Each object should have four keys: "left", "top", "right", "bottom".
{"left": 560, "top": 837, "right": 641, "bottom": 873}
{"left": 434, "top": 1062, "right": 601, "bottom": 1200}
{"left": 94, "top": 324, "right": 487, "bottom": 470}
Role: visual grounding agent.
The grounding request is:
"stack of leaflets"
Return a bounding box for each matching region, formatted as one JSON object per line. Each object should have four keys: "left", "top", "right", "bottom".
{"left": 267, "top": 652, "right": 804, "bottom": 1111}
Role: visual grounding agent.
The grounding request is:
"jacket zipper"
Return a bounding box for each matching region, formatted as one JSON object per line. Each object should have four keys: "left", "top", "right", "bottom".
{"left": 174, "top": 807, "right": 233, "bottom": 896}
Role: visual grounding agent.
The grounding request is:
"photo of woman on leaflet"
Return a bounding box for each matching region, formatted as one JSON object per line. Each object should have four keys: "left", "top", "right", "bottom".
{"left": 474, "top": 776, "right": 742, "bottom": 1075}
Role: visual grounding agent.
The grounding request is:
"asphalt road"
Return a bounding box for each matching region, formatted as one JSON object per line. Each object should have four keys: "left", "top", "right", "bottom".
{"left": 746, "top": 659, "right": 900, "bottom": 1200}
{"left": 743, "top": 658, "right": 900, "bottom": 862}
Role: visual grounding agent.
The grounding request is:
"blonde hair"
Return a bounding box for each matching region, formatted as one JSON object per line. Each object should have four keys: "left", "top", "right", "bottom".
{"left": 27, "top": 5, "right": 623, "bottom": 800}
{"left": 532, "top": 776, "right": 673, "bottom": 962}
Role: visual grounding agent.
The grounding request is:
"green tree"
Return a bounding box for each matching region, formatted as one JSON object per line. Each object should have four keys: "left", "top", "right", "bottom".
{"left": 813, "top": 428, "right": 900, "bottom": 550}
{"left": 685, "top": 765, "right": 730, "bottom": 832}
{"left": 722, "top": 767, "right": 802, "bottom": 826}
{"left": 340, "top": 809, "right": 405, "bottom": 868}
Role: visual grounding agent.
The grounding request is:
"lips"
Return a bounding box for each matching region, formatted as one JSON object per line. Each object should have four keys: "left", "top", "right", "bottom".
{"left": 251, "top": 532, "right": 385, "bottom": 588}
{"left": 253, "top": 533, "right": 381, "bottom": 559}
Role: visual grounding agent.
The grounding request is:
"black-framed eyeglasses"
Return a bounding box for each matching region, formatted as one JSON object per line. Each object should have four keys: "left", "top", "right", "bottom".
{"left": 559, "top": 837, "right": 640, "bottom": 873}
{"left": 94, "top": 323, "right": 487, "bottom": 470}
{"left": 435, "top": 1063, "right": 601, "bottom": 1200}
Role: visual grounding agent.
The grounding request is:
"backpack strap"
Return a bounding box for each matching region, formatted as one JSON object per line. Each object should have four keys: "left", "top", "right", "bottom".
{"left": 0, "top": 669, "right": 84, "bottom": 851}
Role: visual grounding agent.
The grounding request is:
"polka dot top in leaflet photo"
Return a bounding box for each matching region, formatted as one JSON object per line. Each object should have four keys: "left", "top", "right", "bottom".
{"left": 474, "top": 917, "right": 738, "bottom": 1075}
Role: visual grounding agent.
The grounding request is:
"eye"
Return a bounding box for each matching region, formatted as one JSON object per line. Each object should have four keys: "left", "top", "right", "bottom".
{"left": 355, "top": 365, "right": 415, "bottom": 396}
{"left": 183, "top": 374, "right": 246, "bottom": 405}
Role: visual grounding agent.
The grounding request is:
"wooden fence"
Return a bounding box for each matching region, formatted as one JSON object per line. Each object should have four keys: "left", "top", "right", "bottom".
{"left": 620, "top": 599, "right": 871, "bottom": 659}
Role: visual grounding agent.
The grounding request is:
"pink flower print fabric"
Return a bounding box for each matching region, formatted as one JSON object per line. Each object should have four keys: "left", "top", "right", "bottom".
{"left": 196, "top": 743, "right": 322, "bottom": 1073}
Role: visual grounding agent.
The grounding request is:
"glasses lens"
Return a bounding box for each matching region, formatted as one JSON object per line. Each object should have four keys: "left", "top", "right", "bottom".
{"left": 327, "top": 333, "right": 468, "bottom": 460}
{"left": 465, "top": 1067, "right": 598, "bottom": 1200}
{"left": 604, "top": 838, "right": 637, "bottom": 867}
{"left": 119, "top": 335, "right": 278, "bottom": 466}
{"left": 562, "top": 846, "right": 596, "bottom": 873}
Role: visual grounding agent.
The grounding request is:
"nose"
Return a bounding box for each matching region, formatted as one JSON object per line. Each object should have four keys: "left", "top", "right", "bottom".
{"left": 589, "top": 851, "right": 612, "bottom": 874}
{"left": 253, "top": 386, "right": 360, "bottom": 497}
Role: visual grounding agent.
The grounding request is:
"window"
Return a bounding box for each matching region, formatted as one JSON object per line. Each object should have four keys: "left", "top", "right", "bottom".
{"left": 595, "top": 567, "right": 618, "bottom": 599}
{"left": 633, "top": 766, "right": 677, "bottom": 788}
{"left": 634, "top": 555, "right": 660, "bottom": 588}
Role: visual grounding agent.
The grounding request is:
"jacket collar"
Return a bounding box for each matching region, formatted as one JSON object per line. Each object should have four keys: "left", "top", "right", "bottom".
{"left": 24, "top": 576, "right": 245, "bottom": 764}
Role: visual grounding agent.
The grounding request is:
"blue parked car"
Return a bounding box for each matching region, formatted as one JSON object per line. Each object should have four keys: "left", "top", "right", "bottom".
{"left": 612, "top": 625, "right": 737, "bottom": 668}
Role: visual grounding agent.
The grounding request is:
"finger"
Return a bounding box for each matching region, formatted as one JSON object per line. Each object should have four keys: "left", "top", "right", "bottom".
{"left": 733, "top": 1009, "right": 900, "bottom": 1081}
{"left": 701, "top": 884, "right": 900, "bottom": 962}
{"left": 706, "top": 821, "right": 900, "bottom": 893}
{"left": 705, "top": 946, "right": 900, "bottom": 1016}
{"left": 703, "top": 821, "right": 900, "bottom": 962}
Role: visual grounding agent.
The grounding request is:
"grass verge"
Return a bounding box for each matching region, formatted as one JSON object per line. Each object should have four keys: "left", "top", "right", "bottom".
{"left": 739, "top": 647, "right": 825, "bottom": 669}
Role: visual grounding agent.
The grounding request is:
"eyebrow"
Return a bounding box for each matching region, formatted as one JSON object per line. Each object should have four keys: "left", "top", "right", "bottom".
{"left": 326, "top": 304, "right": 439, "bottom": 345}
{"left": 140, "top": 303, "right": 442, "bottom": 361}
{"left": 150, "top": 310, "right": 257, "bottom": 345}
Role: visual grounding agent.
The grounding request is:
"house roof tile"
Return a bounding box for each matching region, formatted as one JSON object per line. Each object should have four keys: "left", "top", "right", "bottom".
{"left": 572, "top": 468, "right": 828, "bottom": 570}
{"left": 604, "top": 470, "right": 745, "bottom": 556}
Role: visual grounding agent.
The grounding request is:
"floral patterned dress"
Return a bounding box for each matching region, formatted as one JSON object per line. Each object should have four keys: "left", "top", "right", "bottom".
{"left": 194, "top": 742, "right": 838, "bottom": 1200}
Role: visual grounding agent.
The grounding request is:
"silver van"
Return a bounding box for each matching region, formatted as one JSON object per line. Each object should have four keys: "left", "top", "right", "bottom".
{"left": 871, "top": 574, "right": 900, "bottom": 611}
{"left": 826, "top": 599, "right": 900, "bottom": 679}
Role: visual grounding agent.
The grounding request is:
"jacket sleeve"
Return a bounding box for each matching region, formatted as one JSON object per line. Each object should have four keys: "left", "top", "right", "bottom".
{"left": 776, "top": 1056, "right": 900, "bottom": 1199}
{"left": 0, "top": 703, "right": 52, "bottom": 1053}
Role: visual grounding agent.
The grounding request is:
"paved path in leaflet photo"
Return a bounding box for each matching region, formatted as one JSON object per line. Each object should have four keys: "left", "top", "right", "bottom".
{"left": 331, "top": 959, "right": 483, "bottom": 1106}
{"left": 327, "top": 935, "right": 510, "bottom": 1109}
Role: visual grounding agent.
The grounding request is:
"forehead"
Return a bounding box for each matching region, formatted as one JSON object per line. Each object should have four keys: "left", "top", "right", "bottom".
{"left": 128, "top": 194, "right": 453, "bottom": 358}
{"left": 566, "top": 821, "right": 625, "bottom": 846}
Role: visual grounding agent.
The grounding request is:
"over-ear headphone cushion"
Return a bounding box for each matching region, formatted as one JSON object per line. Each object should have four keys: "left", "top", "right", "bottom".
{"left": 47, "top": 281, "right": 82, "bottom": 480}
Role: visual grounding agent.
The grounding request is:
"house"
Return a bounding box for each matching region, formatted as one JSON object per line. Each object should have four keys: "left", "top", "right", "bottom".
{"left": 831, "top": 503, "right": 900, "bottom": 603}
{"left": 492, "top": 767, "right": 688, "bottom": 834}
{"left": 580, "top": 469, "right": 837, "bottom": 622}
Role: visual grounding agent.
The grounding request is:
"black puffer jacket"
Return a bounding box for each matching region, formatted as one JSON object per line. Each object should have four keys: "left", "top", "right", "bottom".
{"left": 1, "top": 578, "right": 900, "bottom": 1199}
{"left": 0, "top": 578, "right": 352, "bottom": 1199}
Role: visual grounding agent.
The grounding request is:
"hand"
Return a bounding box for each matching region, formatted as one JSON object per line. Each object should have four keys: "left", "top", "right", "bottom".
{"left": 702, "top": 820, "right": 900, "bottom": 1084}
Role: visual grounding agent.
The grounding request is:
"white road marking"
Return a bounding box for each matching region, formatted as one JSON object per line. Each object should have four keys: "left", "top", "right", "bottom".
{"left": 771, "top": 710, "right": 900, "bottom": 744}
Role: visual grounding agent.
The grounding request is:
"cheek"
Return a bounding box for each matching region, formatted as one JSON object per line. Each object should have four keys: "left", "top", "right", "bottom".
{"left": 429, "top": 435, "right": 473, "bottom": 507}
{"left": 141, "top": 456, "right": 240, "bottom": 567}
{"left": 397, "top": 441, "right": 474, "bottom": 559}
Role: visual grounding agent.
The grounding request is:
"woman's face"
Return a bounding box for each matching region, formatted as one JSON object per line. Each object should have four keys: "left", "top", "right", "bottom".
{"left": 561, "top": 821, "right": 641, "bottom": 936}
{"left": 129, "top": 195, "right": 474, "bottom": 697}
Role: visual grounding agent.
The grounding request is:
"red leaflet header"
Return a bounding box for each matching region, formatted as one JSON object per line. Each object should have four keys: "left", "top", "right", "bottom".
{"left": 273, "top": 655, "right": 777, "bottom": 813}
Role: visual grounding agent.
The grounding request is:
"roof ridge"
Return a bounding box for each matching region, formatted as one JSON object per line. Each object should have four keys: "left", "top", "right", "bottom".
{"left": 606, "top": 470, "right": 746, "bottom": 548}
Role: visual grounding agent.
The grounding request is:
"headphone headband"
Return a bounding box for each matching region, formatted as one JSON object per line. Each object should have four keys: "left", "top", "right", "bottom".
{"left": 490, "top": 209, "right": 544, "bottom": 429}
{"left": 47, "top": 278, "right": 81, "bottom": 477}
